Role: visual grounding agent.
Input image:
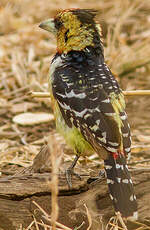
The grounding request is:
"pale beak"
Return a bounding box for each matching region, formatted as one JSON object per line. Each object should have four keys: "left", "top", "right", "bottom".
{"left": 39, "top": 18, "right": 57, "bottom": 34}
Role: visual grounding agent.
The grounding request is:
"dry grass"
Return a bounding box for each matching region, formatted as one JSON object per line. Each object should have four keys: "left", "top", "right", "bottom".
{"left": 0, "top": 0, "right": 150, "bottom": 229}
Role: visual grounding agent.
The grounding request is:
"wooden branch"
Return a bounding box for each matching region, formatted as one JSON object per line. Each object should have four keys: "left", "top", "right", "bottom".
{"left": 0, "top": 145, "right": 150, "bottom": 230}
{"left": 123, "top": 90, "right": 150, "bottom": 96}
{"left": 29, "top": 91, "right": 50, "bottom": 98}
{"left": 30, "top": 90, "right": 150, "bottom": 98}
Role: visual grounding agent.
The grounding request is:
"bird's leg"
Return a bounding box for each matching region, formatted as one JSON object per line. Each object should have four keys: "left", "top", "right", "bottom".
{"left": 65, "top": 154, "right": 81, "bottom": 188}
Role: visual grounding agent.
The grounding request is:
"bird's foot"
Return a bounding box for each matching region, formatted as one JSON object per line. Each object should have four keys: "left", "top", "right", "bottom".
{"left": 65, "top": 167, "right": 81, "bottom": 189}
{"left": 98, "top": 169, "right": 106, "bottom": 179}
{"left": 87, "top": 169, "right": 106, "bottom": 184}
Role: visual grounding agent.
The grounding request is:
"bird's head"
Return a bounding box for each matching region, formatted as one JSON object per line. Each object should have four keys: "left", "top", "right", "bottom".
{"left": 39, "top": 9, "right": 103, "bottom": 54}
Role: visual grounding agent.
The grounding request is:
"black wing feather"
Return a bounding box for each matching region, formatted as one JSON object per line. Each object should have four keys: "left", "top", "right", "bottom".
{"left": 52, "top": 53, "right": 131, "bottom": 155}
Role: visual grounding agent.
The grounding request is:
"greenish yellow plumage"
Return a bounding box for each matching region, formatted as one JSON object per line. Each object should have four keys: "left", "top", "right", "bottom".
{"left": 110, "top": 92, "right": 126, "bottom": 151}
{"left": 52, "top": 95, "right": 94, "bottom": 156}
{"left": 57, "top": 11, "right": 96, "bottom": 54}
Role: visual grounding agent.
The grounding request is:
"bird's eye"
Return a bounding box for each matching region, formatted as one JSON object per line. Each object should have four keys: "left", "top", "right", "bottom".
{"left": 54, "top": 19, "right": 63, "bottom": 29}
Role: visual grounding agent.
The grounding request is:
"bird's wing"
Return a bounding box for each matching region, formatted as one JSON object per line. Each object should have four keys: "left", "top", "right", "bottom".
{"left": 52, "top": 63, "right": 131, "bottom": 156}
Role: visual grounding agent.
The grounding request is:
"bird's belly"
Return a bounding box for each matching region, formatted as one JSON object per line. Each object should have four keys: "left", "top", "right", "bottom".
{"left": 54, "top": 103, "right": 94, "bottom": 156}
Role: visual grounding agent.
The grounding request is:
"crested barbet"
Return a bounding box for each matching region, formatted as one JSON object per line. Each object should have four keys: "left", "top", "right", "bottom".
{"left": 39, "top": 8, "right": 138, "bottom": 220}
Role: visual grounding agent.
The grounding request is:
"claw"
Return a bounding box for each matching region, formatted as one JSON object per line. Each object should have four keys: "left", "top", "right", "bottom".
{"left": 98, "top": 169, "right": 106, "bottom": 178}
{"left": 65, "top": 155, "right": 80, "bottom": 188}
{"left": 65, "top": 167, "right": 81, "bottom": 188}
{"left": 87, "top": 169, "right": 106, "bottom": 184}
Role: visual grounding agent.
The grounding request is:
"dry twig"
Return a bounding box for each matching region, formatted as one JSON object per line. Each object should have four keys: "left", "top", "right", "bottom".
{"left": 30, "top": 90, "right": 150, "bottom": 98}
{"left": 84, "top": 204, "right": 92, "bottom": 230}
{"left": 32, "top": 201, "right": 72, "bottom": 230}
{"left": 48, "top": 133, "right": 63, "bottom": 230}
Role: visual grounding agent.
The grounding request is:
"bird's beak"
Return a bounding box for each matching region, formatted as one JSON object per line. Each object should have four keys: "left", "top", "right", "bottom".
{"left": 39, "top": 19, "right": 57, "bottom": 34}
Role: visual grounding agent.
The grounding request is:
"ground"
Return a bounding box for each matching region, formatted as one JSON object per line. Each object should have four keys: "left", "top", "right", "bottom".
{"left": 0, "top": 0, "right": 150, "bottom": 229}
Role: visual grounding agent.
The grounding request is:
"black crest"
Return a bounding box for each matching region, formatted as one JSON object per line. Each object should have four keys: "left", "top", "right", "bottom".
{"left": 71, "top": 9, "right": 98, "bottom": 24}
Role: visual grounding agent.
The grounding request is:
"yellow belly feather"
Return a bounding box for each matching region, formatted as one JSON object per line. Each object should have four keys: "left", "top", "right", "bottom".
{"left": 50, "top": 93, "right": 94, "bottom": 156}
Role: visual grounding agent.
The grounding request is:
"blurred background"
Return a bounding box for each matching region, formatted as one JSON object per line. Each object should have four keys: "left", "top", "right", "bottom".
{"left": 0, "top": 0, "right": 150, "bottom": 171}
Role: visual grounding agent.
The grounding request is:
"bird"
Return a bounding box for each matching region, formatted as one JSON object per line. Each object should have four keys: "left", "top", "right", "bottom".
{"left": 39, "top": 8, "right": 138, "bottom": 220}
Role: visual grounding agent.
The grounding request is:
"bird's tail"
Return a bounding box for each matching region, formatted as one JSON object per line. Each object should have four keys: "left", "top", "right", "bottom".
{"left": 104, "top": 153, "right": 138, "bottom": 220}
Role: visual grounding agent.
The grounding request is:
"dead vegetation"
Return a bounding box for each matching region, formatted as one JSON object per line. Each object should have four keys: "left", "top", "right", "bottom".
{"left": 0, "top": 0, "right": 150, "bottom": 229}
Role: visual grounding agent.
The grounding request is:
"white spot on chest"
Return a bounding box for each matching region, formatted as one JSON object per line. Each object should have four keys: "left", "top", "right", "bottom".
{"left": 108, "top": 85, "right": 113, "bottom": 89}
{"left": 50, "top": 56, "right": 63, "bottom": 83}
{"left": 66, "top": 89, "right": 86, "bottom": 99}
{"left": 58, "top": 101, "right": 70, "bottom": 110}
{"left": 74, "top": 108, "right": 88, "bottom": 117}
{"left": 101, "top": 99, "right": 110, "bottom": 103}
